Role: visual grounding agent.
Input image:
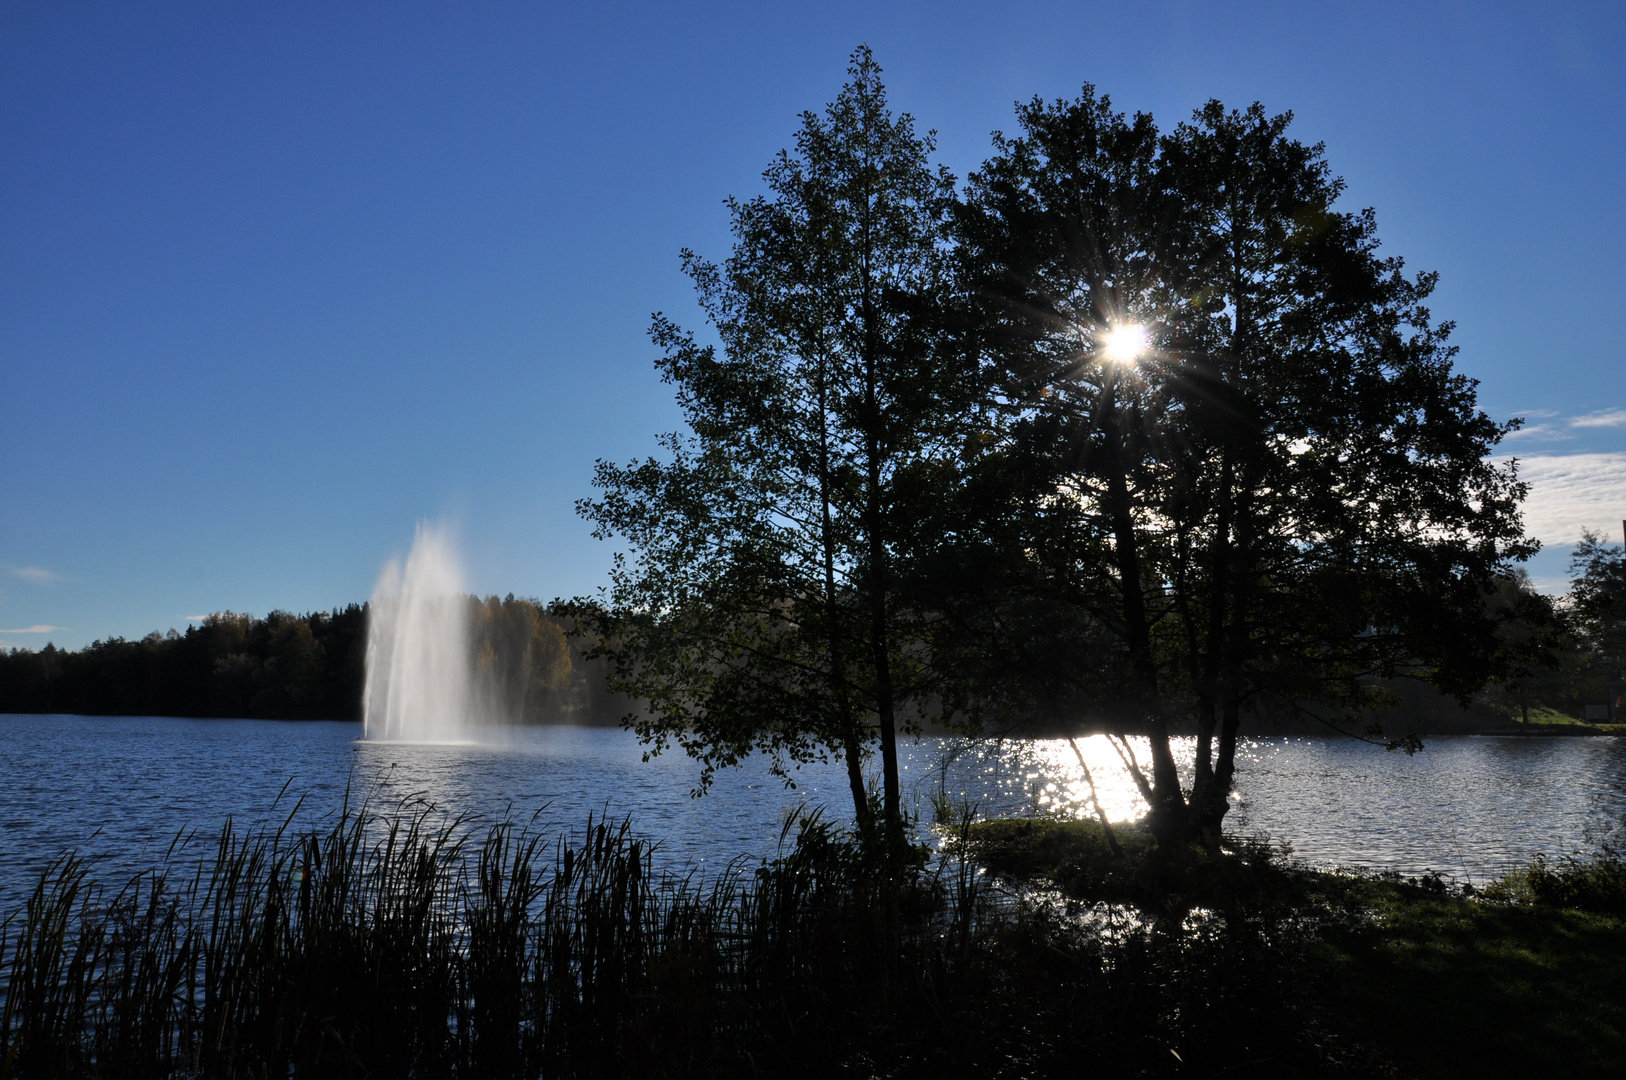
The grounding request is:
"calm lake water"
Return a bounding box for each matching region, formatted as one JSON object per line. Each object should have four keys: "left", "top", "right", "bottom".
{"left": 1, "top": 714, "right": 1623, "bottom": 908}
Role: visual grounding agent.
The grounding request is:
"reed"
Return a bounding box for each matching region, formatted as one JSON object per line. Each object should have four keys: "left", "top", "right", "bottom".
{"left": 1487, "top": 852, "right": 1626, "bottom": 916}
{"left": 1, "top": 796, "right": 1334, "bottom": 1078}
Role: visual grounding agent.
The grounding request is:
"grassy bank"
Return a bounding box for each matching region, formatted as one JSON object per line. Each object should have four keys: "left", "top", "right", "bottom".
{"left": 961, "top": 819, "right": 1626, "bottom": 1079}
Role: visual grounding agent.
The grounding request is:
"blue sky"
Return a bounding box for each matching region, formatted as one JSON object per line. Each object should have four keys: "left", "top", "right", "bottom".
{"left": 2, "top": 1, "right": 1623, "bottom": 650}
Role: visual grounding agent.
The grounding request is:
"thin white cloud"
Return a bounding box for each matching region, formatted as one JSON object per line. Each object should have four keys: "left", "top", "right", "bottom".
{"left": 0, "top": 624, "right": 69, "bottom": 634}
{"left": 1500, "top": 407, "right": 1626, "bottom": 440}
{"left": 184, "top": 615, "right": 211, "bottom": 622}
{"left": 1505, "top": 452, "right": 1626, "bottom": 545}
{"left": 1571, "top": 408, "right": 1626, "bottom": 429}
{"left": 8, "top": 566, "right": 59, "bottom": 584}
{"left": 1503, "top": 423, "right": 1572, "bottom": 441}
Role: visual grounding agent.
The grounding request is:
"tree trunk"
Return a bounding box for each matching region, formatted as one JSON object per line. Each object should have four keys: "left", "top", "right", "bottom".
{"left": 1195, "top": 518, "right": 1252, "bottom": 848}
{"left": 1186, "top": 226, "right": 1253, "bottom": 851}
{"left": 868, "top": 427, "right": 902, "bottom": 850}
{"left": 1100, "top": 378, "right": 1184, "bottom": 845}
{"left": 1197, "top": 694, "right": 1243, "bottom": 847}
{"left": 1186, "top": 457, "right": 1235, "bottom": 850}
{"left": 859, "top": 216, "right": 904, "bottom": 856}
{"left": 842, "top": 725, "right": 870, "bottom": 831}
{"left": 817, "top": 342, "right": 871, "bottom": 833}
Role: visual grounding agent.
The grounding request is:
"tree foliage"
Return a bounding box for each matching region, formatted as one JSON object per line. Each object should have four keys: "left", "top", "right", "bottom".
{"left": 1565, "top": 530, "right": 1626, "bottom": 713}
{"left": 0, "top": 597, "right": 622, "bottom": 724}
{"left": 945, "top": 90, "right": 1532, "bottom": 842}
{"left": 573, "top": 47, "right": 966, "bottom": 844}
{"left": 0, "top": 608, "right": 368, "bottom": 720}
{"left": 469, "top": 594, "right": 594, "bottom": 723}
{"left": 1569, "top": 531, "right": 1626, "bottom": 652}
{"left": 580, "top": 58, "right": 1540, "bottom": 848}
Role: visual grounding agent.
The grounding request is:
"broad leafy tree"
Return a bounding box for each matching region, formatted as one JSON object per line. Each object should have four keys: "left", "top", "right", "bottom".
{"left": 1566, "top": 530, "right": 1626, "bottom": 713}
{"left": 950, "top": 91, "right": 1534, "bottom": 845}
{"left": 1478, "top": 569, "right": 1570, "bottom": 724}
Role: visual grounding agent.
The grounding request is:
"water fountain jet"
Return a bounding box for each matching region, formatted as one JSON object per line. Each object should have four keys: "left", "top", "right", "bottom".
{"left": 363, "top": 521, "right": 473, "bottom": 742}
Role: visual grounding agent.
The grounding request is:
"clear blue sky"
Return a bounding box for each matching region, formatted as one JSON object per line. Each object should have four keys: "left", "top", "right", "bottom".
{"left": 3, "top": 1, "right": 1623, "bottom": 650}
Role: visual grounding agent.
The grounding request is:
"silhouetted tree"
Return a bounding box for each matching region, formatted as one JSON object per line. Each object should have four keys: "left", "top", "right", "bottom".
{"left": 0, "top": 599, "right": 624, "bottom": 725}
{"left": 574, "top": 47, "right": 965, "bottom": 846}
{"left": 1477, "top": 569, "right": 1570, "bottom": 724}
{"left": 0, "top": 606, "right": 369, "bottom": 720}
{"left": 949, "top": 90, "right": 1533, "bottom": 845}
{"left": 1566, "top": 529, "right": 1626, "bottom": 713}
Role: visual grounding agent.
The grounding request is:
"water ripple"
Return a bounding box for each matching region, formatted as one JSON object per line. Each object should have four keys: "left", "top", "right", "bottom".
{"left": 1, "top": 716, "right": 1622, "bottom": 908}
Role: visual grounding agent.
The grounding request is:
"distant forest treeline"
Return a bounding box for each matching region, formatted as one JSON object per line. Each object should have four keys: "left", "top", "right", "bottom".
{"left": 0, "top": 596, "right": 627, "bottom": 723}
{"left": 1, "top": 535, "right": 1619, "bottom": 729}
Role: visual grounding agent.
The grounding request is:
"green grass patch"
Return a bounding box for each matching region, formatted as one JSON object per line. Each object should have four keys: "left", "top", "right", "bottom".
{"left": 961, "top": 817, "right": 1626, "bottom": 1079}
{"left": 952, "top": 817, "right": 1155, "bottom": 895}
{"left": 1508, "top": 709, "right": 1626, "bottom": 734}
{"left": 1519, "top": 706, "right": 1581, "bottom": 724}
{"left": 1325, "top": 886, "right": 1626, "bottom": 1080}
{"left": 959, "top": 816, "right": 1312, "bottom": 917}
{"left": 1485, "top": 854, "right": 1626, "bottom": 915}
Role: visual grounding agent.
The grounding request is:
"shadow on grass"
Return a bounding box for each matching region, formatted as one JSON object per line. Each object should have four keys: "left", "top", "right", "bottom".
{"left": 1325, "top": 893, "right": 1626, "bottom": 1079}
{"left": 960, "top": 817, "right": 1626, "bottom": 1080}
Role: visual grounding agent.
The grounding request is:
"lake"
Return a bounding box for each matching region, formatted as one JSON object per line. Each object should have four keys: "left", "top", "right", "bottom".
{"left": 2, "top": 714, "right": 1623, "bottom": 909}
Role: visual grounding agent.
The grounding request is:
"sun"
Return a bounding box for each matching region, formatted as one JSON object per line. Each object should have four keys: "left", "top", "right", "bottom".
{"left": 1100, "top": 324, "right": 1150, "bottom": 362}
